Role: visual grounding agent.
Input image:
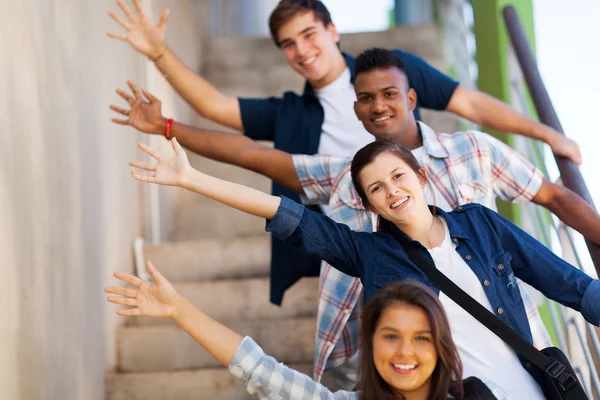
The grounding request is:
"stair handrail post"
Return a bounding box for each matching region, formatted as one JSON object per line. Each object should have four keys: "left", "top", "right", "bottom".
{"left": 502, "top": 5, "right": 600, "bottom": 275}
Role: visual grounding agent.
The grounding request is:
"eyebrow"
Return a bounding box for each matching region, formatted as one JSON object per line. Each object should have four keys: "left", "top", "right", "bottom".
{"left": 357, "top": 85, "right": 399, "bottom": 96}
{"left": 366, "top": 167, "right": 400, "bottom": 191}
{"left": 380, "top": 327, "right": 432, "bottom": 334}
{"left": 278, "top": 26, "right": 318, "bottom": 46}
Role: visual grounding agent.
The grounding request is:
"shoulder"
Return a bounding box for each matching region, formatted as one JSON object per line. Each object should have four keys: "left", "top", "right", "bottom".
{"left": 426, "top": 129, "right": 490, "bottom": 154}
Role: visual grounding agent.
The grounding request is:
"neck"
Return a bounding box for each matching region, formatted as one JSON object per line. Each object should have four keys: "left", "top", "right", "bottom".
{"left": 395, "top": 208, "right": 444, "bottom": 249}
{"left": 308, "top": 50, "right": 347, "bottom": 89}
{"left": 387, "top": 121, "right": 423, "bottom": 150}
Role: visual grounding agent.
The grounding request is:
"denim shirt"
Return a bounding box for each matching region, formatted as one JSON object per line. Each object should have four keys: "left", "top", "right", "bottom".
{"left": 266, "top": 197, "right": 600, "bottom": 385}
{"left": 239, "top": 51, "right": 458, "bottom": 305}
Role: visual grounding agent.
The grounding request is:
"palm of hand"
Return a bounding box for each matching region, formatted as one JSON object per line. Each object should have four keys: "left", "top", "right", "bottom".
{"left": 154, "top": 152, "right": 191, "bottom": 187}
{"left": 136, "top": 280, "right": 181, "bottom": 318}
{"left": 130, "top": 100, "right": 161, "bottom": 132}
{"left": 127, "top": 17, "right": 165, "bottom": 57}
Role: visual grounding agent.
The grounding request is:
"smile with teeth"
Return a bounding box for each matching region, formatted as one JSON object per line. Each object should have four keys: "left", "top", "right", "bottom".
{"left": 300, "top": 56, "right": 317, "bottom": 66}
{"left": 392, "top": 364, "right": 417, "bottom": 371}
{"left": 373, "top": 116, "right": 392, "bottom": 123}
{"left": 390, "top": 197, "right": 409, "bottom": 209}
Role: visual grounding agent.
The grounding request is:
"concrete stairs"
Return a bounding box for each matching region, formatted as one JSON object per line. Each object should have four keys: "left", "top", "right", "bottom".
{"left": 107, "top": 24, "right": 457, "bottom": 399}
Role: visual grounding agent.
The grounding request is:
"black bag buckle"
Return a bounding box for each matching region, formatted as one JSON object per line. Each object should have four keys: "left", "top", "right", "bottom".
{"left": 546, "top": 361, "right": 577, "bottom": 391}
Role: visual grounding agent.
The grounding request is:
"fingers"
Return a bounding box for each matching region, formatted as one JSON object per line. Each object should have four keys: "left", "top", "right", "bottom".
{"left": 113, "top": 271, "right": 144, "bottom": 287}
{"left": 129, "top": 160, "right": 156, "bottom": 172}
{"left": 116, "top": 0, "right": 138, "bottom": 23}
{"left": 171, "top": 137, "right": 183, "bottom": 154}
{"left": 106, "top": 32, "right": 128, "bottom": 41}
{"left": 107, "top": 296, "right": 138, "bottom": 307}
{"left": 110, "top": 105, "right": 130, "bottom": 116}
{"left": 105, "top": 286, "right": 138, "bottom": 298}
{"left": 138, "top": 143, "right": 160, "bottom": 160}
{"left": 116, "top": 88, "right": 134, "bottom": 105}
{"left": 146, "top": 261, "right": 167, "bottom": 285}
{"left": 116, "top": 308, "right": 142, "bottom": 317}
{"left": 157, "top": 9, "right": 170, "bottom": 30}
{"left": 108, "top": 11, "right": 130, "bottom": 30}
{"left": 127, "top": 80, "right": 141, "bottom": 102}
{"left": 141, "top": 88, "right": 158, "bottom": 103}
{"left": 131, "top": 170, "right": 156, "bottom": 183}
{"left": 132, "top": 0, "right": 146, "bottom": 19}
{"left": 112, "top": 118, "right": 130, "bottom": 125}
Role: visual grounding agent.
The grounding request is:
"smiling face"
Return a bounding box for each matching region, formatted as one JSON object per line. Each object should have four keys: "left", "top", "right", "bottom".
{"left": 373, "top": 302, "right": 437, "bottom": 398}
{"left": 276, "top": 11, "right": 343, "bottom": 88}
{"left": 354, "top": 67, "right": 417, "bottom": 138}
{"left": 359, "top": 152, "right": 429, "bottom": 226}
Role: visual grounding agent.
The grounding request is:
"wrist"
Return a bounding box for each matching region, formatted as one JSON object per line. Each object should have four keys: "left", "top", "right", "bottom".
{"left": 170, "top": 296, "right": 190, "bottom": 322}
{"left": 152, "top": 117, "right": 168, "bottom": 135}
{"left": 149, "top": 45, "right": 167, "bottom": 62}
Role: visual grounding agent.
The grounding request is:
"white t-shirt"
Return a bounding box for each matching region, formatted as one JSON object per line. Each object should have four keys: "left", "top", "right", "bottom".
{"left": 315, "top": 68, "right": 374, "bottom": 157}
{"left": 428, "top": 218, "right": 545, "bottom": 400}
{"left": 410, "top": 146, "right": 453, "bottom": 211}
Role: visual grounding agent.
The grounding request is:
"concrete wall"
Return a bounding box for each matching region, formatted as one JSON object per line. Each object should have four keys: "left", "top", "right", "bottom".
{"left": 0, "top": 1, "right": 205, "bottom": 399}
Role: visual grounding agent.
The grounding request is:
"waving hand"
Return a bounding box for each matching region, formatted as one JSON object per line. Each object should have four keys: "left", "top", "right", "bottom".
{"left": 106, "top": 261, "right": 183, "bottom": 319}
{"left": 108, "top": 0, "right": 169, "bottom": 60}
{"left": 130, "top": 138, "right": 191, "bottom": 187}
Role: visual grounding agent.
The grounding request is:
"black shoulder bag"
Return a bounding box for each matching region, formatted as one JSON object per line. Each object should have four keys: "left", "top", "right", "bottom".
{"left": 404, "top": 245, "right": 588, "bottom": 400}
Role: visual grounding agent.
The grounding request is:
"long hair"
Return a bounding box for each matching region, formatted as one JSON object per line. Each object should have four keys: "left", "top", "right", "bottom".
{"left": 357, "top": 280, "right": 463, "bottom": 400}
{"left": 350, "top": 138, "right": 434, "bottom": 233}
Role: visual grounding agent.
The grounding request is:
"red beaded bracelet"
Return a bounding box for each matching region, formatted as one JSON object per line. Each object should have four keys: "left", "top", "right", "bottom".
{"left": 164, "top": 118, "right": 174, "bottom": 140}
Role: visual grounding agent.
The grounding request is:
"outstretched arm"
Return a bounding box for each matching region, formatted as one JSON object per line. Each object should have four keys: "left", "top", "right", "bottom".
{"left": 107, "top": 0, "right": 242, "bottom": 131}
{"left": 106, "top": 261, "right": 243, "bottom": 366}
{"left": 447, "top": 86, "right": 581, "bottom": 165}
{"left": 112, "top": 82, "right": 302, "bottom": 193}
{"left": 130, "top": 138, "right": 281, "bottom": 219}
{"left": 106, "top": 261, "right": 343, "bottom": 399}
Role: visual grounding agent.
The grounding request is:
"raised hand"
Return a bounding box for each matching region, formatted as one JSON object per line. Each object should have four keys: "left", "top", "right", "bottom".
{"left": 130, "top": 138, "right": 192, "bottom": 187}
{"left": 107, "top": 0, "right": 169, "bottom": 60}
{"left": 106, "top": 261, "right": 183, "bottom": 319}
{"left": 111, "top": 81, "right": 166, "bottom": 135}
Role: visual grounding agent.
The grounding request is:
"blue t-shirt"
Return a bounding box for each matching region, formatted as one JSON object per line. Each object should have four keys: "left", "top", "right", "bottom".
{"left": 238, "top": 51, "right": 459, "bottom": 305}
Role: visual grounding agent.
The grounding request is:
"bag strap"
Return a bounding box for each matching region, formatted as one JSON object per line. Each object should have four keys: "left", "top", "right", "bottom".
{"left": 404, "top": 244, "right": 576, "bottom": 388}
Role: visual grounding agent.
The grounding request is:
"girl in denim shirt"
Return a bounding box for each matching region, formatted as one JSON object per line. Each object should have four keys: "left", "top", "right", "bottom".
{"left": 129, "top": 138, "right": 600, "bottom": 398}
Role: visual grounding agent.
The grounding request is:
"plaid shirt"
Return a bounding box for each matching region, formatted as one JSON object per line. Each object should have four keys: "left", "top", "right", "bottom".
{"left": 229, "top": 336, "right": 509, "bottom": 399}
{"left": 293, "top": 122, "right": 553, "bottom": 382}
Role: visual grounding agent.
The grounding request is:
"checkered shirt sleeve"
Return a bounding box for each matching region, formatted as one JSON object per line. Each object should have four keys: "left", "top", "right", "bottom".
{"left": 478, "top": 132, "right": 543, "bottom": 202}
{"left": 293, "top": 155, "right": 352, "bottom": 205}
{"left": 229, "top": 336, "right": 356, "bottom": 399}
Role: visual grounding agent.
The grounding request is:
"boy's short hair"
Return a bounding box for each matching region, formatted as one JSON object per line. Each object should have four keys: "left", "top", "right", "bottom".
{"left": 268, "top": 0, "right": 333, "bottom": 47}
{"left": 354, "top": 48, "right": 406, "bottom": 79}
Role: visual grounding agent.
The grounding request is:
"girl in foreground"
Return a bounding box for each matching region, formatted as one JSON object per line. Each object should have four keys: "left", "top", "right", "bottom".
{"left": 129, "top": 138, "right": 600, "bottom": 399}
{"left": 107, "top": 262, "right": 505, "bottom": 399}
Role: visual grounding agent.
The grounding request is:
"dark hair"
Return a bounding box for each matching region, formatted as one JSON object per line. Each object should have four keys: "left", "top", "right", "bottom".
{"left": 268, "top": 0, "right": 333, "bottom": 47}
{"left": 354, "top": 48, "right": 406, "bottom": 80}
{"left": 350, "top": 138, "right": 433, "bottom": 232}
{"left": 357, "top": 280, "right": 463, "bottom": 400}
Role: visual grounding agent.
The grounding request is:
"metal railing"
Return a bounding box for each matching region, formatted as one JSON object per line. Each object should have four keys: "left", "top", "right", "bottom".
{"left": 503, "top": 5, "right": 600, "bottom": 396}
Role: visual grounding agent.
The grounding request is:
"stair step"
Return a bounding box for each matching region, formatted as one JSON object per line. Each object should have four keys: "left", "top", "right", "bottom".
{"left": 107, "top": 363, "right": 344, "bottom": 400}
{"left": 119, "top": 317, "right": 316, "bottom": 372}
{"left": 131, "top": 277, "right": 319, "bottom": 326}
{"left": 144, "top": 235, "right": 270, "bottom": 281}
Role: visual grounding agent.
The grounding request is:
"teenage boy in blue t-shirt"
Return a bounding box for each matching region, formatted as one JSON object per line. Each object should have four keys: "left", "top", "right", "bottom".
{"left": 108, "top": 0, "right": 580, "bottom": 306}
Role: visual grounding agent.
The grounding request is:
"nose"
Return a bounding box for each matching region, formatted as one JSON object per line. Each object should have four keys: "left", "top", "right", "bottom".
{"left": 371, "top": 96, "right": 386, "bottom": 114}
{"left": 396, "top": 338, "right": 415, "bottom": 357}
{"left": 387, "top": 186, "right": 400, "bottom": 198}
{"left": 296, "top": 39, "right": 309, "bottom": 57}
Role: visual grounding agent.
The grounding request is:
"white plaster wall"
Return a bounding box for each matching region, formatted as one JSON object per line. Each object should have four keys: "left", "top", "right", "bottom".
{"left": 0, "top": 0, "right": 206, "bottom": 398}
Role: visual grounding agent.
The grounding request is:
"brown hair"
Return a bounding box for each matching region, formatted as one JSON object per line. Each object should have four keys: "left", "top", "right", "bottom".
{"left": 357, "top": 280, "right": 463, "bottom": 400}
{"left": 350, "top": 138, "right": 434, "bottom": 232}
{"left": 268, "top": 0, "right": 333, "bottom": 46}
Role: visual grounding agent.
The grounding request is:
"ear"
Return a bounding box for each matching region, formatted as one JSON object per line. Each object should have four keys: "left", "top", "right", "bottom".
{"left": 407, "top": 88, "right": 417, "bottom": 111}
{"left": 326, "top": 22, "right": 341, "bottom": 44}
